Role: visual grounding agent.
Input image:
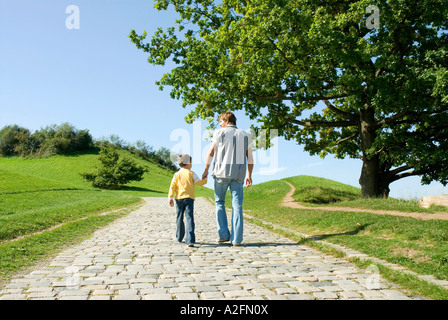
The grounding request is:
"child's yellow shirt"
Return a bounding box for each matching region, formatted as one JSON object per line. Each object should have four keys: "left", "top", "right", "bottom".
{"left": 168, "top": 168, "right": 207, "bottom": 200}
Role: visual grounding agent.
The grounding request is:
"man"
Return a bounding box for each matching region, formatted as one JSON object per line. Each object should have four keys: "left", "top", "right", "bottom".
{"left": 202, "top": 111, "right": 253, "bottom": 246}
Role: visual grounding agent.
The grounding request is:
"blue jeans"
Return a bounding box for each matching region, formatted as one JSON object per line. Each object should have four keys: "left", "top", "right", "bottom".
{"left": 175, "top": 198, "right": 195, "bottom": 245}
{"left": 214, "top": 178, "right": 244, "bottom": 244}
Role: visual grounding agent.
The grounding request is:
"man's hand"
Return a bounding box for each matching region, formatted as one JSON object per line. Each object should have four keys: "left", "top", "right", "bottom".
{"left": 202, "top": 169, "right": 209, "bottom": 180}
{"left": 169, "top": 198, "right": 174, "bottom": 207}
{"left": 245, "top": 176, "right": 252, "bottom": 187}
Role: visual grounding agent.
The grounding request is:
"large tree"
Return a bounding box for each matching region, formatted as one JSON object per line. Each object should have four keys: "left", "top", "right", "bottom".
{"left": 130, "top": 0, "right": 448, "bottom": 197}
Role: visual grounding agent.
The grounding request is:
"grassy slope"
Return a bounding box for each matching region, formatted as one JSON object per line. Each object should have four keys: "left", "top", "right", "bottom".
{"left": 2, "top": 151, "right": 447, "bottom": 298}
{"left": 243, "top": 176, "right": 448, "bottom": 285}
{"left": 0, "top": 151, "right": 213, "bottom": 282}
{"left": 0, "top": 151, "right": 214, "bottom": 241}
{"left": 286, "top": 175, "right": 448, "bottom": 213}
{"left": 0, "top": 150, "right": 213, "bottom": 197}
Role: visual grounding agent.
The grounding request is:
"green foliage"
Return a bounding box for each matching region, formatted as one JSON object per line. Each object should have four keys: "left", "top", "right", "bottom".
{"left": 0, "top": 123, "right": 178, "bottom": 172}
{"left": 0, "top": 122, "right": 93, "bottom": 157}
{"left": 33, "top": 122, "right": 94, "bottom": 156}
{"left": 0, "top": 125, "right": 33, "bottom": 157}
{"left": 95, "top": 136, "right": 177, "bottom": 172}
{"left": 131, "top": 0, "right": 448, "bottom": 197}
{"left": 80, "top": 147, "right": 149, "bottom": 189}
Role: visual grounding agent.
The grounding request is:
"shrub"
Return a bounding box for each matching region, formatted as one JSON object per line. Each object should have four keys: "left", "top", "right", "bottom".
{"left": 0, "top": 123, "right": 94, "bottom": 157}
{"left": 0, "top": 125, "right": 31, "bottom": 156}
{"left": 80, "top": 147, "right": 148, "bottom": 189}
{"left": 36, "top": 123, "right": 93, "bottom": 156}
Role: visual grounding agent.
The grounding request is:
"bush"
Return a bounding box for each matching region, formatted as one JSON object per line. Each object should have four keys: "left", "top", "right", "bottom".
{"left": 36, "top": 123, "right": 93, "bottom": 156}
{"left": 80, "top": 147, "right": 148, "bottom": 189}
{"left": 0, "top": 125, "right": 31, "bottom": 156}
{"left": 94, "top": 136, "right": 177, "bottom": 172}
{"left": 0, "top": 123, "right": 94, "bottom": 157}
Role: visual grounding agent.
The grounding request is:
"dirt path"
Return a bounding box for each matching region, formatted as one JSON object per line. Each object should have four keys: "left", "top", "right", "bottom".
{"left": 281, "top": 181, "right": 448, "bottom": 221}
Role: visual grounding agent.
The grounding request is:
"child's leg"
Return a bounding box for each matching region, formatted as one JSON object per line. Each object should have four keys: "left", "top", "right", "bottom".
{"left": 184, "top": 199, "right": 195, "bottom": 245}
{"left": 175, "top": 199, "right": 185, "bottom": 242}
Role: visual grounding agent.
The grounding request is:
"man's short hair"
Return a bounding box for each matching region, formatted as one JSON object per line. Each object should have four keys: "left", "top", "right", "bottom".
{"left": 177, "top": 154, "right": 192, "bottom": 168}
{"left": 219, "top": 111, "right": 237, "bottom": 125}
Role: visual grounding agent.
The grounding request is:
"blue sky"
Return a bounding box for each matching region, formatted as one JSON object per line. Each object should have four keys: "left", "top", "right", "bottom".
{"left": 1, "top": 0, "right": 446, "bottom": 199}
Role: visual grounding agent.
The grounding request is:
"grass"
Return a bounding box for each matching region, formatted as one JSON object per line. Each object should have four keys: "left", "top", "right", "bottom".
{"left": 0, "top": 207, "right": 138, "bottom": 285}
{"left": 0, "top": 151, "right": 213, "bottom": 283}
{"left": 0, "top": 190, "right": 139, "bottom": 242}
{"left": 242, "top": 176, "right": 448, "bottom": 299}
{"left": 3, "top": 150, "right": 448, "bottom": 299}
{"left": 287, "top": 175, "right": 448, "bottom": 213}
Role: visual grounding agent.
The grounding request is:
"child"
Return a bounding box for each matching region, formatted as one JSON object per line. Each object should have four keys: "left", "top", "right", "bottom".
{"left": 169, "top": 154, "right": 207, "bottom": 247}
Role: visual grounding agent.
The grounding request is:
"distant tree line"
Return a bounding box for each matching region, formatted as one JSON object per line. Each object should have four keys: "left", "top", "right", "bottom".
{"left": 0, "top": 123, "right": 177, "bottom": 171}
{"left": 94, "top": 134, "right": 177, "bottom": 172}
{"left": 0, "top": 123, "right": 92, "bottom": 157}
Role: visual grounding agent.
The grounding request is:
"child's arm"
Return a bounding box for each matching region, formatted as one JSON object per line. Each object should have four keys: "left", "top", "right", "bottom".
{"left": 168, "top": 175, "right": 177, "bottom": 206}
{"left": 193, "top": 172, "right": 207, "bottom": 187}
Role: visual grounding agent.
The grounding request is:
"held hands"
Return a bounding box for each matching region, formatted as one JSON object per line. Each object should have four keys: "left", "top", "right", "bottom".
{"left": 202, "top": 169, "right": 208, "bottom": 180}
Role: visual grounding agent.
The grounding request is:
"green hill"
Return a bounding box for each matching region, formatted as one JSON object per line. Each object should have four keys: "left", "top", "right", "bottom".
{"left": 242, "top": 176, "right": 448, "bottom": 299}
{"left": 0, "top": 150, "right": 212, "bottom": 196}
{"left": 0, "top": 150, "right": 212, "bottom": 282}
{"left": 0, "top": 150, "right": 213, "bottom": 243}
{"left": 3, "top": 154, "right": 448, "bottom": 299}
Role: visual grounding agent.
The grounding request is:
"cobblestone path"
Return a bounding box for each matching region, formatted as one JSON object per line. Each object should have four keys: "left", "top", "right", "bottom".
{"left": 0, "top": 198, "right": 420, "bottom": 300}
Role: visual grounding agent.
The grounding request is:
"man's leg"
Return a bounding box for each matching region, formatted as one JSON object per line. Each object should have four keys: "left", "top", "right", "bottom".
{"left": 214, "top": 178, "right": 231, "bottom": 241}
{"left": 229, "top": 180, "right": 244, "bottom": 245}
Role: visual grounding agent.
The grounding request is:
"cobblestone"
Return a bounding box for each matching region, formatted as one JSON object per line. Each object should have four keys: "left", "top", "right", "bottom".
{"left": 0, "top": 198, "right": 425, "bottom": 300}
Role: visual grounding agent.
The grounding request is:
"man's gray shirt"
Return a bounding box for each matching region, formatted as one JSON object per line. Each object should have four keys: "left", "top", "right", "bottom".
{"left": 211, "top": 125, "right": 252, "bottom": 183}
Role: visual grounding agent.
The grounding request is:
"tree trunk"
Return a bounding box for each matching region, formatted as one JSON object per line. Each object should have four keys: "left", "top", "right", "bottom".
{"left": 358, "top": 106, "right": 386, "bottom": 198}
{"left": 378, "top": 178, "right": 391, "bottom": 198}
{"left": 359, "top": 156, "right": 380, "bottom": 197}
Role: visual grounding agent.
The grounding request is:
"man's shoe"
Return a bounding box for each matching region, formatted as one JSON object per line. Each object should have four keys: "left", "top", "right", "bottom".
{"left": 232, "top": 243, "right": 241, "bottom": 247}
{"left": 188, "top": 243, "right": 194, "bottom": 247}
{"left": 217, "top": 238, "right": 230, "bottom": 243}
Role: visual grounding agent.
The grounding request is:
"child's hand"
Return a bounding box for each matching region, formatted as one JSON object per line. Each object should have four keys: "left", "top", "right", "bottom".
{"left": 169, "top": 199, "right": 174, "bottom": 207}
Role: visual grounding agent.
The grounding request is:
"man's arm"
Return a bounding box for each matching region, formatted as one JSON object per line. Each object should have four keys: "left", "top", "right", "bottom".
{"left": 202, "top": 143, "right": 215, "bottom": 180}
{"left": 246, "top": 147, "right": 253, "bottom": 187}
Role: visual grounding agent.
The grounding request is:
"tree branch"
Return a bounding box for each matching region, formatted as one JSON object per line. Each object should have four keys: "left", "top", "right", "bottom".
{"left": 323, "top": 99, "right": 359, "bottom": 121}
{"left": 267, "top": 105, "right": 357, "bottom": 128}
{"left": 390, "top": 167, "right": 434, "bottom": 182}
{"left": 333, "top": 132, "right": 359, "bottom": 146}
{"left": 377, "top": 107, "right": 448, "bottom": 127}
{"left": 267, "top": 37, "right": 296, "bottom": 67}
{"left": 388, "top": 164, "right": 414, "bottom": 177}
{"left": 255, "top": 93, "right": 349, "bottom": 102}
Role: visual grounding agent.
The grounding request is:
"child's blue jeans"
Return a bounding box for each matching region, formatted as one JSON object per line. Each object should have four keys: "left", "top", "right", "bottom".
{"left": 175, "top": 198, "right": 195, "bottom": 245}
{"left": 214, "top": 178, "right": 244, "bottom": 245}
